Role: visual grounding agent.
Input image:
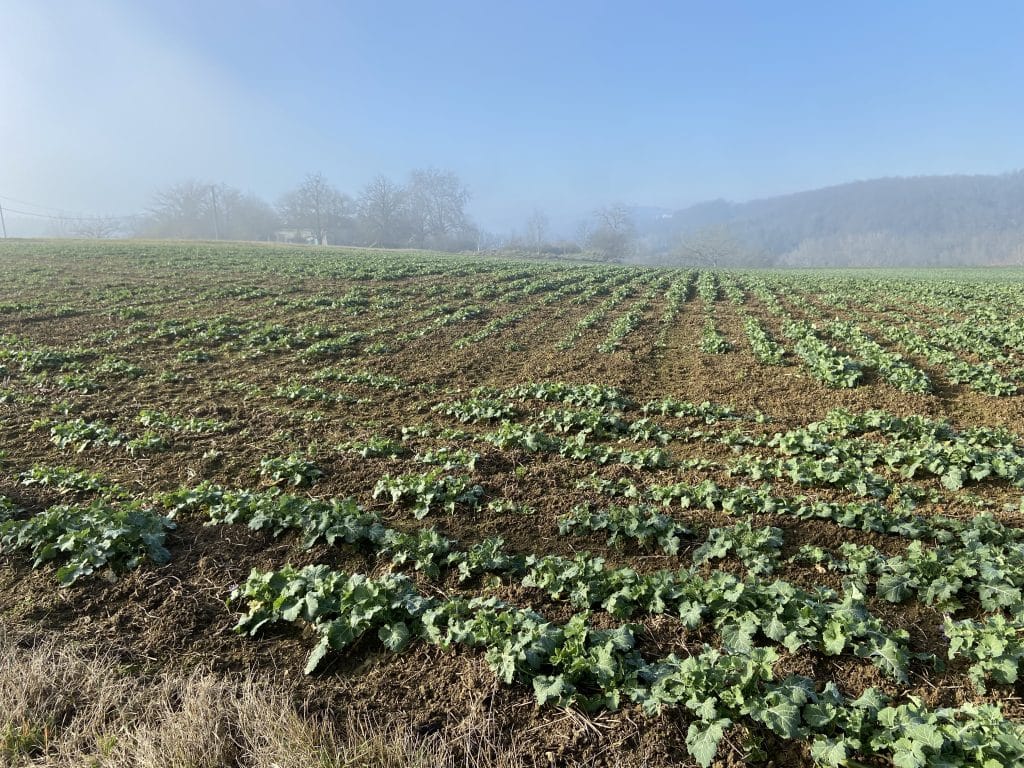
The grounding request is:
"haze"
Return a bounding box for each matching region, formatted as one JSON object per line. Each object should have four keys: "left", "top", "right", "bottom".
{"left": 2, "top": 0, "right": 1023, "bottom": 242}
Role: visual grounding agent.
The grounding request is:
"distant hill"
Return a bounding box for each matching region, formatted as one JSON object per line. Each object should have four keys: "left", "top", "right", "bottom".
{"left": 634, "top": 171, "right": 1024, "bottom": 267}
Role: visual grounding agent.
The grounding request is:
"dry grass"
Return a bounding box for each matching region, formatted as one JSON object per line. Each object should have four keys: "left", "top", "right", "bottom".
{"left": 0, "top": 631, "right": 524, "bottom": 768}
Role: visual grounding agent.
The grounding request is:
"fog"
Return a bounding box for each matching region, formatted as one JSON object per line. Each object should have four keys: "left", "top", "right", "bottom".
{"left": 1, "top": 2, "right": 295, "bottom": 227}
{"left": 2, "top": 2, "right": 1023, "bottom": 266}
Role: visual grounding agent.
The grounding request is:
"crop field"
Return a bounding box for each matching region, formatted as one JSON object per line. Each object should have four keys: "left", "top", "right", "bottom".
{"left": 2, "top": 240, "right": 1024, "bottom": 767}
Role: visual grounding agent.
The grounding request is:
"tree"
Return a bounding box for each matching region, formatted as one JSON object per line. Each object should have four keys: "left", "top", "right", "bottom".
{"left": 356, "top": 175, "right": 408, "bottom": 246}
{"left": 141, "top": 181, "right": 277, "bottom": 241}
{"left": 586, "top": 203, "right": 636, "bottom": 261}
{"left": 278, "top": 173, "right": 351, "bottom": 245}
{"left": 405, "top": 168, "right": 470, "bottom": 249}
{"left": 143, "top": 180, "right": 217, "bottom": 239}
{"left": 524, "top": 208, "right": 549, "bottom": 250}
{"left": 673, "top": 225, "right": 743, "bottom": 267}
{"left": 217, "top": 189, "right": 279, "bottom": 241}
{"left": 73, "top": 216, "right": 121, "bottom": 239}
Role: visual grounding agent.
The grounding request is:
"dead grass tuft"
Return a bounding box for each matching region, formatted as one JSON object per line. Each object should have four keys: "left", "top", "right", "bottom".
{"left": 0, "top": 631, "right": 523, "bottom": 768}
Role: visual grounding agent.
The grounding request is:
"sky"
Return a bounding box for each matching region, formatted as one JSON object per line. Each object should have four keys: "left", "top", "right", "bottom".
{"left": 2, "top": 0, "right": 1023, "bottom": 235}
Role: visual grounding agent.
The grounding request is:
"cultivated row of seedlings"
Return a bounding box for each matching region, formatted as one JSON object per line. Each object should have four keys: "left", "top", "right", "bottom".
{"left": 5, "top": 379, "right": 1024, "bottom": 766}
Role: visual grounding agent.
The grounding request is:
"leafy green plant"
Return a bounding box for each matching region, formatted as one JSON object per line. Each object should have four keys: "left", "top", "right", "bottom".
{"left": 43, "top": 418, "right": 123, "bottom": 452}
{"left": 138, "top": 409, "right": 228, "bottom": 434}
{"left": 125, "top": 430, "right": 172, "bottom": 457}
{"left": 176, "top": 349, "right": 215, "bottom": 363}
{"left": 434, "top": 397, "right": 520, "bottom": 423}
{"left": 501, "top": 382, "right": 632, "bottom": 411}
{"left": 486, "top": 498, "right": 537, "bottom": 516}
{"left": 783, "top": 320, "right": 863, "bottom": 388}
{"left": 299, "top": 334, "right": 364, "bottom": 361}
{"left": 0, "top": 500, "right": 174, "bottom": 585}
{"left": 0, "top": 495, "right": 19, "bottom": 522}
{"left": 227, "top": 560, "right": 1010, "bottom": 768}
{"left": 743, "top": 315, "right": 785, "bottom": 365}
{"left": 259, "top": 453, "right": 324, "bottom": 487}
{"left": 453, "top": 309, "right": 529, "bottom": 349}
{"left": 598, "top": 305, "right": 647, "bottom": 353}
{"left": 483, "top": 423, "right": 670, "bottom": 468}
{"left": 829, "top": 321, "right": 932, "bottom": 394}
{"left": 20, "top": 464, "right": 122, "bottom": 497}
{"left": 693, "top": 522, "right": 784, "bottom": 575}
{"left": 414, "top": 446, "right": 480, "bottom": 471}
{"left": 640, "top": 397, "right": 743, "bottom": 423}
{"left": 341, "top": 435, "right": 408, "bottom": 458}
{"left": 373, "top": 469, "right": 483, "bottom": 518}
{"left": 232, "top": 565, "right": 427, "bottom": 673}
{"left": 700, "top": 317, "right": 731, "bottom": 354}
{"left": 316, "top": 368, "right": 404, "bottom": 389}
{"left": 535, "top": 407, "right": 628, "bottom": 438}
{"left": 945, "top": 613, "right": 1024, "bottom": 692}
{"left": 558, "top": 504, "right": 689, "bottom": 555}
{"left": 51, "top": 372, "right": 101, "bottom": 393}
{"left": 273, "top": 382, "right": 345, "bottom": 405}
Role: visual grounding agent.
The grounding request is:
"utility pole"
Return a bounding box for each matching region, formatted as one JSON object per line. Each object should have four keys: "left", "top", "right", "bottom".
{"left": 209, "top": 185, "right": 220, "bottom": 240}
{"left": 0, "top": 202, "right": 6, "bottom": 238}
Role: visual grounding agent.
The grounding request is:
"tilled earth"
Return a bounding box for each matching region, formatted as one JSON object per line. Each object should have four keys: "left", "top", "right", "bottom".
{"left": 2, "top": 241, "right": 1024, "bottom": 767}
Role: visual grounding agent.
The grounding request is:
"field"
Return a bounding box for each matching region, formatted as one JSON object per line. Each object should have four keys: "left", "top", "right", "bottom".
{"left": 2, "top": 240, "right": 1024, "bottom": 768}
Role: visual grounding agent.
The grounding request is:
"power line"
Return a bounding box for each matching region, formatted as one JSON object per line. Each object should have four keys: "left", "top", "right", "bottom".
{"left": 0, "top": 193, "right": 141, "bottom": 222}
{"left": 0, "top": 206, "right": 67, "bottom": 219}
{"left": 0, "top": 205, "right": 139, "bottom": 222}
{"left": 0, "top": 193, "right": 77, "bottom": 214}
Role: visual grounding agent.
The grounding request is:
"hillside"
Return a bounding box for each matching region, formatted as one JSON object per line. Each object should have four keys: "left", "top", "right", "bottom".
{"left": 638, "top": 171, "right": 1024, "bottom": 267}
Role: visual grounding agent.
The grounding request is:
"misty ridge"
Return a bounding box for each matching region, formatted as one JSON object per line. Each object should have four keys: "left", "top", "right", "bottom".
{"left": 13, "top": 169, "right": 1024, "bottom": 268}
{"left": 631, "top": 170, "right": 1024, "bottom": 268}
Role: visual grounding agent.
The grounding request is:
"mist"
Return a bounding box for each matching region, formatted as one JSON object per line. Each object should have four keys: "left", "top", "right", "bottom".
{"left": 2, "top": 1, "right": 1023, "bottom": 265}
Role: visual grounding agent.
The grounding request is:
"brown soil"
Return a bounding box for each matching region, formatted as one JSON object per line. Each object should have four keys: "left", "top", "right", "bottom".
{"left": 2, "top": 241, "right": 1023, "bottom": 767}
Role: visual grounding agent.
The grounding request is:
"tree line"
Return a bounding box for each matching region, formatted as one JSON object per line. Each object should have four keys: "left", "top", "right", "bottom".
{"left": 134, "top": 170, "right": 646, "bottom": 260}
{"left": 138, "top": 169, "right": 479, "bottom": 251}
{"left": 36, "top": 171, "right": 1024, "bottom": 266}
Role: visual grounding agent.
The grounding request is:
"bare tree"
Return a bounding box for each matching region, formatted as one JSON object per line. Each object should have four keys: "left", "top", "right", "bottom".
{"left": 278, "top": 173, "right": 351, "bottom": 245}
{"left": 524, "top": 208, "right": 549, "bottom": 250}
{"left": 405, "top": 168, "right": 470, "bottom": 249}
{"left": 673, "top": 226, "right": 743, "bottom": 267}
{"left": 142, "top": 181, "right": 277, "bottom": 241}
{"left": 143, "top": 180, "right": 217, "bottom": 239}
{"left": 217, "top": 189, "right": 279, "bottom": 241}
{"left": 356, "top": 175, "right": 407, "bottom": 246}
{"left": 586, "top": 203, "right": 636, "bottom": 261}
{"left": 74, "top": 216, "right": 121, "bottom": 239}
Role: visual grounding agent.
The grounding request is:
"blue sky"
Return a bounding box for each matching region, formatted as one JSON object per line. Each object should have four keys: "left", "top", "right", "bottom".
{"left": 2, "top": 0, "right": 1022, "bottom": 234}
